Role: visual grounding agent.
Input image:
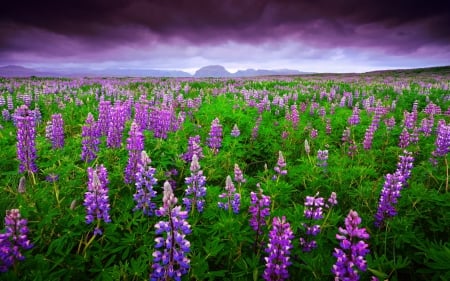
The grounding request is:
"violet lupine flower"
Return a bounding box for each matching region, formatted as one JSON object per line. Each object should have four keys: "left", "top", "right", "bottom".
{"left": 300, "top": 192, "right": 338, "bottom": 252}
{"left": 249, "top": 186, "right": 271, "bottom": 236}
{"left": 124, "top": 121, "right": 145, "bottom": 184}
{"left": 384, "top": 117, "right": 396, "bottom": 130}
{"left": 252, "top": 115, "right": 263, "bottom": 140}
{"left": 363, "top": 125, "right": 376, "bottom": 150}
{"left": 274, "top": 151, "right": 287, "bottom": 177}
{"left": 332, "top": 210, "right": 370, "bottom": 281}
{"left": 106, "top": 105, "right": 127, "bottom": 148}
{"left": 398, "top": 128, "right": 410, "bottom": 149}
{"left": 207, "top": 117, "right": 223, "bottom": 155}
{"left": 290, "top": 104, "right": 299, "bottom": 129}
{"left": 420, "top": 117, "right": 434, "bottom": 137}
{"left": 16, "top": 105, "right": 37, "bottom": 174}
{"left": 151, "top": 181, "right": 191, "bottom": 281}
{"left": 182, "top": 154, "right": 207, "bottom": 213}
{"left": 348, "top": 107, "right": 360, "bottom": 126}
{"left": 2, "top": 109, "right": 10, "bottom": 121}
{"left": 310, "top": 128, "right": 318, "bottom": 139}
{"left": 46, "top": 113, "right": 65, "bottom": 149}
{"left": 133, "top": 151, "right": 158, "bottom": 216}
{"left": 263, "top": 216, "right": 294, "bottom": 281}
{"left": 326, "top": 118, "right": 332, "bottom": 135}
{"left": 374, "top": 152, "right": 414, "bottom": 228}
{"left": 432, "top": 120, "right": 450, "bottom": 158}
{"left": 134, "top": 102, "right": 150, "bottom": 131}
{"left": 81, "top": 113, "right": 101, "bottom": 162}
{"left": 84, "top": 165, "right": 111, "bottom": 235}
{"left": 218, "top": 175, "right": 241, "bottom": 214}
{"left": 0, "top": 209, "right": 33, "bottom": 272}
{"left": 181, "top": 135, "right": 204, "bottom": 163}
{"left": 97, "top": 100, "right": 111, "bottom": 136}
{"left": 231, "top": 123, "right": 240, "bottom": 137}
{"left": 317, "top": 149, "right": 329, "bottom": 170}
{"left": 234, "top": 163, "right": 246, "bottom": 185}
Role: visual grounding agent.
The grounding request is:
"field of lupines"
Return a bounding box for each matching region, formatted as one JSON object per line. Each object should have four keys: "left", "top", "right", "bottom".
{"left": 0, "top": 69, "right": 450, "bottom": 281}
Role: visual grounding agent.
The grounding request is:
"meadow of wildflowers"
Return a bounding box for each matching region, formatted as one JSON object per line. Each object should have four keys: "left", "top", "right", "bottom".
{"left": 0, "top": 69, "right": 450, "bottom": 280}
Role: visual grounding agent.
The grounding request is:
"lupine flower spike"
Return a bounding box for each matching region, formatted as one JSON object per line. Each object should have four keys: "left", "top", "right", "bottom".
{"left": 133, "top": 151, "right": 158, "bottom": 216}
{"left": 249, "top": 185, "right": 271, "bottom": 253}
{"left": 218, "top": 175, "right": 241, "bottom": 214}
{"left": 183, "top": 154, "right": 207, "bottom": 213}
{"left": 151, "top": 181, "right": 191, "bottom": 281}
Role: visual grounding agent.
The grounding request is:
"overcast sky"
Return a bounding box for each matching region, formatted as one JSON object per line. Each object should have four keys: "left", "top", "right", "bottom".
{"left": 1, "top": 0, "right": 449, "bottom": 73}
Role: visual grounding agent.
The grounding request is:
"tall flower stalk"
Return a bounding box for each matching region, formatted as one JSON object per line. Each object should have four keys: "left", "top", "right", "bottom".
{"left": 0, "top": 209, "right": 33, "bottom": 272}
{"left": 133, "top": 151, "right": 158, "bottom": 216}
{"left": 332, "top": 210, "right": 370, "bottom": 281}
{"left": 218, "top": 175, "right": 241, "bottom": 214}
{"left": 15, "top": 105, "right": 37, "bottom": 180}
{"left": 45, "top": 113, "right": 64, "bottom": 149}
{"left": 183, "top": 154, "right": 207, "bottom": 214}
{"left": 263, "top": 216, "right": 294, "bottom": 281}
{"left": 207, "top": 117, "right": 223, "bottom": 155}
{"left": 151, "top": 181, "right": 191, "bottom": 280}
{"left": 81, "top": 113, "right": 100, "bottom": 163}
{"left": 124, "top": 121, "right": 145, "bottom": 184}
{"left": 249, "top": 186, "right": 271, "bottom": 253}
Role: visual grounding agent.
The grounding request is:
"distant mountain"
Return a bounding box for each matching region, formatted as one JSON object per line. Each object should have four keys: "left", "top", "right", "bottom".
{"left": 194, "top": 65, "right": 311, "bottom": 77}
{"left": 0, "top": 65, "right": 57, "bottom": 77}
{"left": 1, "top": 64, "right": 311, "bottom": 78}
{"left": 194, "top": 65, "right": 232, "bottom": 77}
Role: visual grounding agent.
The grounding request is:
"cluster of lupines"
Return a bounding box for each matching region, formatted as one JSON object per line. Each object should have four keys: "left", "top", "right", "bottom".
{"left": 181, "top": 135, "right": 204, "bottom": 163}
{"left": 0, "top": 209, "right": 33, "bottom": 272}
{"left": 274, "top": 151, "right": 287, "bottom": 178}
{"left": 134, "top": 102, "right": 150, "bottom": 131}
{"left": 218, "top": 176, "right": 240, "bottom": 214}
{"left": 332, "top": 210, "right": 370, "bottom": 281}
{"left": 300, "top": 192, "right": 337, "bottom": 252}
{"left": 374, "top": 151, "right": 414, "bottom": 228}
{"left": 183, "top": 154, "right": 207, "bottom": 213}
{"left": 251, "top": 114, "right": 263, "bottom": 139}
{"left": 249, "top": 186, "right": 271, "bottom": 251}
{"left": 398, "top": 128, "right": 411, "bottom": 149}
{"left": 124, "top": 121, "right": 145, "bottom": 184}
{"left": 97, "top": 100, "right": 111, "bottom": 136}
{"left": 15, "top": 105, "right": 37, "bottom": 174}
{"left": 133, "top": 151, "right": 158, "bottom": 216}
{"left": 207, "top": 117, "right": 223, "bottom": 155}
{"left": 149, "top": 107, "right": 175, "bottom": 139}
{"left": 234, "top": 163, "right": 246, "bottom": 191}
{"left": 81, "top": 113, "right": 101, "bottom": 162}
{"left": 151, "top": 181, "right": 191, "bottom": 280}
{"left": 348, "top": 106, "right": 360, "bottom": 126}
{"left": 263, "top": 216, "right": 294, "bottom": 281}
{"left": 45, "top": 113, "right": 64, "bottom": 149}
{"left": 84, "top": 165, "right": 111, "bottom": 235}
{"left": 107, "top": 104, "right": 127, "bottom": 148}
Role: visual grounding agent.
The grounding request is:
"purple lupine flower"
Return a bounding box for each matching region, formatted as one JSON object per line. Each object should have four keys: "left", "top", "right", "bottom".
{"left": 231, "top": 123, "right": 240, "bottom": 137}
{"left": 384, "top": 117, "right": 396, "bottom": 130}
{"left": 107, "top": 104, "right": 127, "bottom": 148}
{"left": 290, "top": 104, "right": 299, "bottom": 129}
{"left": 252, "top": 114, "right": 263, "bottom": 140}
{"left": 46, "top": 113, "right": 64, "bottom": 149}
{"left": 81, "top": 113, "right": 101, "bottom": 162}
{"left": 133, "top": 151, "right": 158, "bottom": 216}
{"left": 218, "top": 175, "right": 241, "bottom": 214}
{"left": 124, "top": 121, "right": 145, "bottom": 184}
{"left": 2, "top": 109, "right": 10, "bottom": 121}
{"left": 207, "top": 117, "right": 223, "bottom": 155}
{"left": 375, "top": 152, "right": 414, "bottom": 227}
{"left": 249, "top": 186, "right": 271, "bottom": 236}
{"left": 363, "top": 125, "right": 376, "bottom": 150}
{"left": 274, "top": 151, "right": 287, "bottom": 177}
{"left": 84, "top": 165, "right": 111, "bottom": 235}
{"left": 97, "top": 100, "right": 111, "bottom": 136}
{"left": 332, "top": 210, "right": 370, "bottom": 281}
{"left": 310, "top": 128, "right": 318, "bottom": 139}
{"left": 420, "top": 117, "right": 434, "bottom": 137}
{"left": 263, "top": 216, "right": 294, "bottom": 281}
{"left": 15, "top": 105, "right": 37, "bottom": 174}
{"left": 234, "top": 163, "right": 246, "bottom": 185}
{"left": 181, "top": 135, "right": 204, "bottom": 163}
{"left": 134, "top": 102, "right": 150, "bottom": 131}
{"left": 151, "top": 181, "right": 191, "bottom": 281}
{"left": 182, "top": 154, "right": 207, "bottom": 213}
{"left": 300, "top": 192, "right": 338, "bottom": 252}
{"left": 398, "top": 128, "right": 410, "bottom": 149}
{"left": 317, "top": 149, "right": 329, "bottom": 170}
{"left": 432, "top": 120, "right": 450, "bottom": 158}
{"left": 0, "top": 209, "right": 33, "bottom": 272}
{"left": 348, "top": 107, "right": 360, "bottom": 126}
{"left": 326, "top": 118, "right": 332, "bottom": 135}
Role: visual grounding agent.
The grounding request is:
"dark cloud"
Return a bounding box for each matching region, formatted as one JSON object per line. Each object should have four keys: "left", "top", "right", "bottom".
{"left": 0, "top": 0, "right": 449, "bottom": 69}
